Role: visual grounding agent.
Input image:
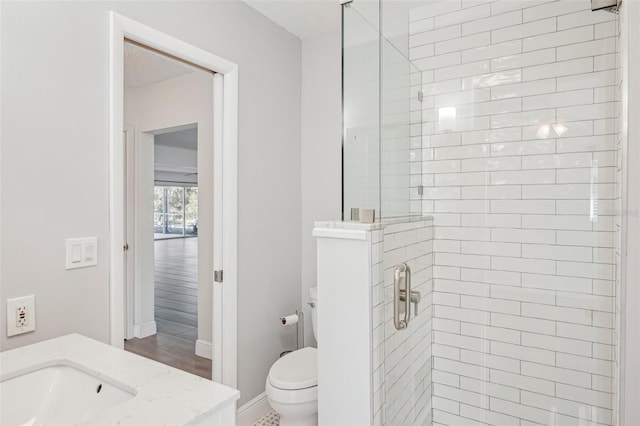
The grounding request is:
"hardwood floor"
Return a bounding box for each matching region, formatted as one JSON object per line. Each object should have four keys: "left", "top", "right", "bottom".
{"left": 154, "top": 237, "right": 198, "bottom": 340}
{"left": 125, "top": 237, "right": 211, "bottom": 379}
{"left": 125, "top": 332, "right": 212, "bottom": 379}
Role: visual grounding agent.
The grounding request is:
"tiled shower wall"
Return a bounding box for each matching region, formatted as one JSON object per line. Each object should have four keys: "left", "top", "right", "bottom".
{"left": 372, "top": 218, "right": 434, "bottom": 425}
{"left": 408, "top": 0, "right": 619, "bottom": 424}
{"left": 613, "top": 2, "right": 622, "bottom": 424}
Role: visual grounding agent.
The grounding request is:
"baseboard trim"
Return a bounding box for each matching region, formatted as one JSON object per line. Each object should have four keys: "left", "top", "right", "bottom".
{"left": 133, "top": 320, "right": 156, "bottom": 338}
{"left": 195, "top": 339, "right": 213, "bottom": 360}
{"left": 237, "top": 392, "right": 271, "bottom": 426}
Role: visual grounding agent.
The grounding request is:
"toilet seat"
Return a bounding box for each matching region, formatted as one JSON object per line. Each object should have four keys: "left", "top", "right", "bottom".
{"left": 267, "top": 347, "right": 317, "bottom": 390}
{"left": 265, "top": 379, "right": 317, "bottom": 404}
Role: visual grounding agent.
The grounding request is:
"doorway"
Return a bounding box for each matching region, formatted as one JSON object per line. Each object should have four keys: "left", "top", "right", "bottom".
{"left": 121, "top": 57, "right": 210, "bottom": 375}
{"left": 109, "top": 12, "right": 239, "bottom": 388}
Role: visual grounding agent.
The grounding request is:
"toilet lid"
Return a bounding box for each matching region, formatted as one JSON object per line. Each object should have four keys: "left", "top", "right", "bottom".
{"left": 268, "top": 347, "right": 317, "bottom": 390}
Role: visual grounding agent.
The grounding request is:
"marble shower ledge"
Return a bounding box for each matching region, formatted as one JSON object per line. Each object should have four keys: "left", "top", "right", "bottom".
{"left": 0, "top": 333, "right": 239, "bottom": 425}
{"left": 315, "top": 215, "right": 434, "bottom": 231}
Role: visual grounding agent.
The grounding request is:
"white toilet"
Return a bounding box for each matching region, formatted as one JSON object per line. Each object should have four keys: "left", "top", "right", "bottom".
{"left": 265, "top": 287, "right": 318, "bottom": 426}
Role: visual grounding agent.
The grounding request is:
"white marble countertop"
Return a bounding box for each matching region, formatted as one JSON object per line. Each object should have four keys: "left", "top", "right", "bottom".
{"left": 0, "top": 333, "right": 239, "bottom": 425}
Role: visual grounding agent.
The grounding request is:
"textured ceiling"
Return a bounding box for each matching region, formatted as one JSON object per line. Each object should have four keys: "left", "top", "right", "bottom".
{"left": 124, "top": 41, "right": 198, "bottom": 88}
{"left": 242, "top": 0, "right": 340, "bottom": 39}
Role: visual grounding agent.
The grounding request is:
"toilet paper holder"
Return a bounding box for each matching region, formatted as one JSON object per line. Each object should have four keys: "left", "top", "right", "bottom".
{"left": 280, "top": 310, "right": 304, "bottom": 352}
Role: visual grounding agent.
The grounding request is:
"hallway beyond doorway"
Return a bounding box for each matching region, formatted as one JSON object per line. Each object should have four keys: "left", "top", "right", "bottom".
{"left": 124, "top": 236, "right": 211, "bottom": 379}
{"left": 154, "top": 237, "right": 198, "bottom": 340}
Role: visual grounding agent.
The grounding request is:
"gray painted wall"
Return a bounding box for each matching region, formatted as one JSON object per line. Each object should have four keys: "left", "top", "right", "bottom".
{"left": 0, "top": 0, "right": 301, "bottom": 406}
{"left": 300, "top": 27, "right": 343, "bottom": 346}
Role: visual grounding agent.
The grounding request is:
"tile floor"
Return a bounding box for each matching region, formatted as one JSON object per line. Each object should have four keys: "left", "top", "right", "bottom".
{"left": 254, "top": 410, "right": 280, "bottom": 426}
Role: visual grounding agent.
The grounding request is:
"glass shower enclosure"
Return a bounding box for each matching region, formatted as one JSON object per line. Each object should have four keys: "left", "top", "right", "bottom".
{"left": 343, "top": 1, "right": 423, "bottom": 220}
{"left": 342, "top": 0, "right": 621, "bottom": 424}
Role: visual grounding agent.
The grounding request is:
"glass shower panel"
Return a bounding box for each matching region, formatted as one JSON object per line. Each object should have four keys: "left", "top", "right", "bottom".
{"left": 350, "top": 0, "right": 380, "bottom": 33}
{"left": 343, "top": 0, "right": 620, "bottom": 424}
{"left": 380, "top": 0, "right": 416, "bottom": 58}
{"left": 343, "top": 0, "right": 422, "bottom": 220}
{"left": 380, "top": 38, "right": 422, "bottom": 218}
{"left": 343, "top": 4, "right": 381, "bottom": 220}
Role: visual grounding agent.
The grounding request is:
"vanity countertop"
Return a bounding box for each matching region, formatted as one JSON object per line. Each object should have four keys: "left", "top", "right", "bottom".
{"left": 0, "top": 333, "right": 240, "bottom": 425}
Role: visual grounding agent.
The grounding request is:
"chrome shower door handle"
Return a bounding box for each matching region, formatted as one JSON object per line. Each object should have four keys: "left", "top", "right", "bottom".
{"left": 393, "top": 263, "right": 411, "bottom": 330}
{"left": 405, "top": 264, "right": 412, "bottom": 325}
{"left": 393, "top": 265, "right": 406, "bottom": 330}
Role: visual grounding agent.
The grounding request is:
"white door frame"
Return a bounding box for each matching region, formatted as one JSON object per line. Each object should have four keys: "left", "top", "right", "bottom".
{"left": 123, "top": 126, "right": 135, "bottom": 340}
{"left": 109, "top": 12, "right": 238, "bottom": 388}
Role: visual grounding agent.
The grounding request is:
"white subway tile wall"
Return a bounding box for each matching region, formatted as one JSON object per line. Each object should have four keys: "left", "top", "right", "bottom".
{"left": 408, "top": 0, "right": 618, "bottom": 424}
{"left": 373, "top": 219, "right": 434, "bottom": 425}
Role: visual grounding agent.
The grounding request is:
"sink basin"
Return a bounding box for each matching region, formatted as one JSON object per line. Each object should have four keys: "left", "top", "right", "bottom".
{"left": 0, "top": 362, "right": 136, "bottom": 426}
{"left": 1, "top": 334, "right": 239, "bottom": 425}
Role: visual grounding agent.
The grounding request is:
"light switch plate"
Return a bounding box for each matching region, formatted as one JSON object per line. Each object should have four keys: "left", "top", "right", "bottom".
{"left": 7, "top": 295, "right": 35, "bottom": 337}
{"left": 66, "top": 237, "right": 98, "bottom": 269}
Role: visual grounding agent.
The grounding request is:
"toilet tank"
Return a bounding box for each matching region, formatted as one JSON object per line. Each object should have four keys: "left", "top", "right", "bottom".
{"left": 309, "top": 287, "right": 318, "bottom": 342}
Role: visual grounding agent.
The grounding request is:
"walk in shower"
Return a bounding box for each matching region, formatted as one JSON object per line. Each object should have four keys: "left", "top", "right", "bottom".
{"left": 342, "top": 0, "right": 624, "bottom": 424}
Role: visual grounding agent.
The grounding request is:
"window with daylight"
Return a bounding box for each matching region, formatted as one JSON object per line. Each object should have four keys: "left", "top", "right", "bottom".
{"left": 154, "top": 186, "right": 198, "bottom": 239}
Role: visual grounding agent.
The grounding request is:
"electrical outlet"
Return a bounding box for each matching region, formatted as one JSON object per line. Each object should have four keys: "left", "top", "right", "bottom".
{"left": 16, "top": 302, "right": 28, "bottom": 327}
{"left": 7, "top": 295, "right": 35, "bottom": 337}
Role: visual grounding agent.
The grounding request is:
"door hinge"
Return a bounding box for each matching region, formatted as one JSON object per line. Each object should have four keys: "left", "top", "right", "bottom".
{"left": 214, "top": 270, "right": 224, "bottom": 283}
{"left": 123, "top": 243, "right": 129, "bottom": 251}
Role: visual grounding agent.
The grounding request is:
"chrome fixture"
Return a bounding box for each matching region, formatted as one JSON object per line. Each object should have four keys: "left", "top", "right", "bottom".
{"left": 360, "top": 208, "right": 375, "bottom": 223}
{"left": 393, "top": 263, "right": 421, "bottom": 330}
{"left": 400, "top": 288, "right": 422, "bottom": 316}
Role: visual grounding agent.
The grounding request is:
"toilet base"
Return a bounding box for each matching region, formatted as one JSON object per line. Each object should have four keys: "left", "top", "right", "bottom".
{"left": 266, "top": 395, "right": 317, "bottom": 426}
